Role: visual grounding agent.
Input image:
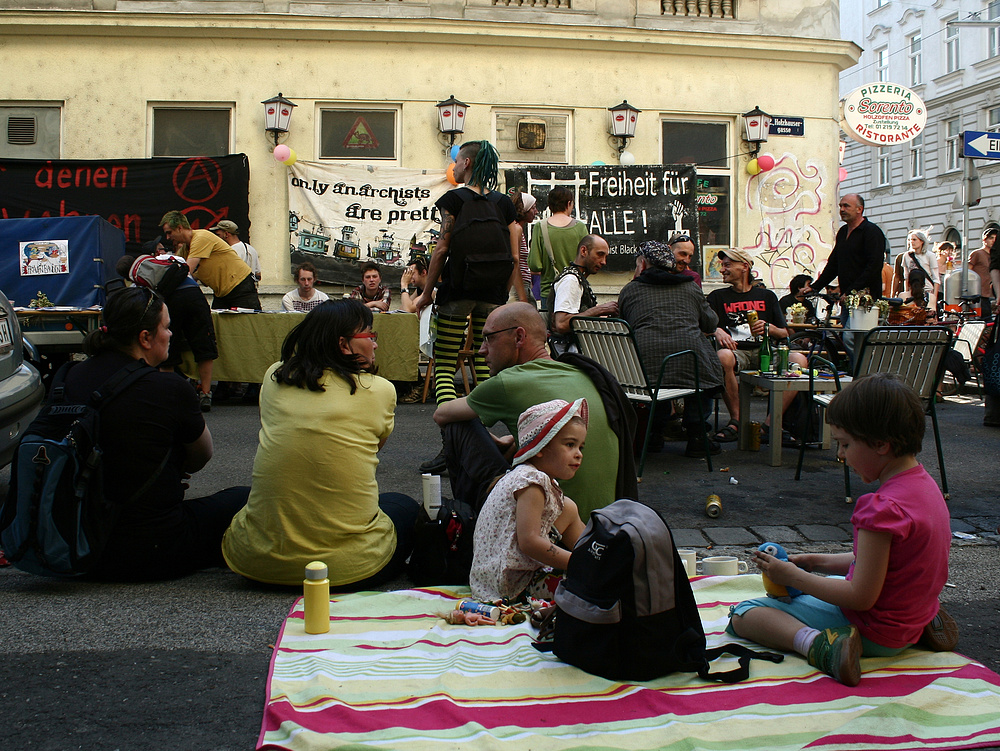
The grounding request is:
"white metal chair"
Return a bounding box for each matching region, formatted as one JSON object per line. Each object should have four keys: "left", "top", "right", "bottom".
{"left": 951, "top": 320, "right": 985, "bottom": 397}
{"left": 794, "top": 326, "right": 953, "bottom": 501}
{"left": 570, "top": 317, "right": 714, "bottom": 478}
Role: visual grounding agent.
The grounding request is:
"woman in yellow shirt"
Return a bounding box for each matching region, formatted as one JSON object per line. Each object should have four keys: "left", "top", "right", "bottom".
{"left": 222, "top": 299, "right": 418, "bottom": 587}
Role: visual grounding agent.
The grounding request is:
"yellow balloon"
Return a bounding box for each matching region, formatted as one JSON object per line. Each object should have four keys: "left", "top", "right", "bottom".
{"left": 282, "top": 148, "right": 298, "bottom": 166}
{"left": 746, "top": 158, "right": 761, "bottom": 176}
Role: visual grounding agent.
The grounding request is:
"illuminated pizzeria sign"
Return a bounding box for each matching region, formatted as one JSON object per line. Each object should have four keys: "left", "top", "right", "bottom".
{"left": 840, "top": 83, "right": 927, "bottom": 146}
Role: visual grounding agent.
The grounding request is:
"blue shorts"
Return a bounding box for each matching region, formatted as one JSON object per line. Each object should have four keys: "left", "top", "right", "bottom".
{"left": 726, "top": 594, "right": 909, "bottom": 658}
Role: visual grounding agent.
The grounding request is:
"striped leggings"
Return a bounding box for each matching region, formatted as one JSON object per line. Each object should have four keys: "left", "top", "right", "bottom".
{"left": 433, "top": 314, "right": 490, "bottom": 404}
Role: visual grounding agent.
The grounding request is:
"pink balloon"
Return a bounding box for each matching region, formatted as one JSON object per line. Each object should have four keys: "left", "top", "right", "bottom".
{"left": 839, "top": 167, "right": 848, "bottom": 182}
{"left": 757, "top": 154, "right": 775, "bottom": 172}
{"left": 273, "top": 144, "right": 291, "bottom": 162}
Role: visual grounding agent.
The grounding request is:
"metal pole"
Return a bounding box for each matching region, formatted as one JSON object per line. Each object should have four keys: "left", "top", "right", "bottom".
{"left": 962, "top": 157, "right": 970, "bottom": 297}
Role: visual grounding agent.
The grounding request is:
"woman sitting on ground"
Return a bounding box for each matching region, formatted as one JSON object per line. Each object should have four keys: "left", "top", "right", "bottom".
{"left": 63, "top": 286, "right": 249, "bottom": 581}
{"left": 222, "top": 299, "right": 419, "bottom": 588}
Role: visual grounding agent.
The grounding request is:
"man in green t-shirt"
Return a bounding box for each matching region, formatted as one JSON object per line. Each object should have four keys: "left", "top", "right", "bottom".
{"left": 432, "top": 302, "right": 631, "bottom": 518}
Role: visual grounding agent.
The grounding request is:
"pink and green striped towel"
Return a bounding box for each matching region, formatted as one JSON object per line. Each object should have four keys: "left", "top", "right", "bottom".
{"left": 259, "top": 576, "right": 1000, "bottom": 750}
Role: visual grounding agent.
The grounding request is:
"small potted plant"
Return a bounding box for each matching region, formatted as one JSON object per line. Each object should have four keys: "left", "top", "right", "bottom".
{"left": 788, "top": 302, "right": 808, "bottom": 324}
{"left": 876, "top": 298, "right": 890, "bottom": 325}
{"left": 843, "top": 289, "right": 879, "bottom": 330}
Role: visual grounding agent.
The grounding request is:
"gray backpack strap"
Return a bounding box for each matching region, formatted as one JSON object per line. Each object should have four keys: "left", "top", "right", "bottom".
{"left": 540, "top": 221, "right": 557, "bottom": 270}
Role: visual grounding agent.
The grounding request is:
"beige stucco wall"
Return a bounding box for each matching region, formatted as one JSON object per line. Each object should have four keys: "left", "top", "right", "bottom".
{"left": 0, "top": 11, "right": 857, "bottom": 296}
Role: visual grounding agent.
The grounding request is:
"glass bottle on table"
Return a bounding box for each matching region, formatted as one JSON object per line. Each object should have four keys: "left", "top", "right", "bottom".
{"left": 759, "top": 324, "right": 773, "bottom": 373}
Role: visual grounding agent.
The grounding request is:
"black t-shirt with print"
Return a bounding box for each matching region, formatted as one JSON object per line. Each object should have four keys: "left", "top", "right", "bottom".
{"left": 707, "top": 285, "right": 786, "bottom": 350}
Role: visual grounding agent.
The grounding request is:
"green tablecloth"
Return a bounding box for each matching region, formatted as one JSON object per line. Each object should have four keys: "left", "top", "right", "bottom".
{"left": 180, "top": 311, "right": 418, "bottom": 383}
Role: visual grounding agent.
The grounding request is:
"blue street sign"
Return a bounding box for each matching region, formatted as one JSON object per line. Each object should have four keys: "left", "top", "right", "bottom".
{"left": 961, "top": 130, "right": 1000, "bottom": 160}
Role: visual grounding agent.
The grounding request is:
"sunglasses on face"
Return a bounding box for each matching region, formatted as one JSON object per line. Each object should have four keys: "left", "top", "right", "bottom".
{"left": 351, "top": 331, "right": 378, "bottom": 342}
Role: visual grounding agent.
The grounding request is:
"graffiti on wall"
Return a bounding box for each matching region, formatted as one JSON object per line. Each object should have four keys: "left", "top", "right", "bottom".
{"left": 743, "top": 153, "right": 833, "bottom": 290}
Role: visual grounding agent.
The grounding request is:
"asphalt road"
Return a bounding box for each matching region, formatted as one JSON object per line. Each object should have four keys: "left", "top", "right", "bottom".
{"left": 1, "top": 385, "right": 998, "bottom": 751}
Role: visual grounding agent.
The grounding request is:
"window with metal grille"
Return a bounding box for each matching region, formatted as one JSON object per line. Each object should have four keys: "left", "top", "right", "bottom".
{"left": 0, "top": 106, "right": 59, "bottom": 158}
{"left": 7, "top": 116, "right": 36, "bottom": 145}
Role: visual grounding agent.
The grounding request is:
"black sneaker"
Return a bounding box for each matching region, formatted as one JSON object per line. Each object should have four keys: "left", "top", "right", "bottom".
{"left": 684, "top": 438, "right": 722, "bottom": 458}
{"left": 199, "top": 391, "right": 212, "bottom": 413}
{"left": 419, "top": 449, "right": 448, "bottom": 475}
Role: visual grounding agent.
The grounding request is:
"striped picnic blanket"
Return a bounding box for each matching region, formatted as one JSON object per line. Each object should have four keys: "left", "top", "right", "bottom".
{"left": 260, "top": 576, "right": 1000, "bottom": 751}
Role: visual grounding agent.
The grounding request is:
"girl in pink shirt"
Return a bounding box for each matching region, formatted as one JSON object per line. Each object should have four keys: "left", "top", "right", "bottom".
{"left": 728, "top": 374, "right": 953, "bottom": 686}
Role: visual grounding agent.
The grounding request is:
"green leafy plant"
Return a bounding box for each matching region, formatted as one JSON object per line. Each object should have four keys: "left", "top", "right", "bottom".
{"left": 843, "top": 289, "right": 876, "bottom": 313}
{"left": 29, "top": 291, "right": 53, "bottom": 309}
{"left": 788, "top": 302, "right": 808, "bottom": 316}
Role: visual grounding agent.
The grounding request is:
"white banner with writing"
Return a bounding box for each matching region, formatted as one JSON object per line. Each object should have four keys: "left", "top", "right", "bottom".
{"left": 287, "top": 162, "right": 451, "bottom": 285}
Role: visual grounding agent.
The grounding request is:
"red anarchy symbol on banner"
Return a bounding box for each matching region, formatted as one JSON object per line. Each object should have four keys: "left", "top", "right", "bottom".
{"left": 180, "top": 206, "right": 230, "bottom": 229}
{"left": 173, "top": 158, "right": 222, "bottom": 204}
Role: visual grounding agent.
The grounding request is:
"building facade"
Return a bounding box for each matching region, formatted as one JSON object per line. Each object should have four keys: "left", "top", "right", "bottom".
{"left": 840, "top": 0, "right": 1000, "bottom": 266}
{"left": 1, "top": 0, "right": 856, "bottom": 300}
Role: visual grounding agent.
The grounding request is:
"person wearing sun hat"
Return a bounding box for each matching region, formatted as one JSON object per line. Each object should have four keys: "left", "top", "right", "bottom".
{"left": 470, "top": 398, "right": 588, "bottom": 602}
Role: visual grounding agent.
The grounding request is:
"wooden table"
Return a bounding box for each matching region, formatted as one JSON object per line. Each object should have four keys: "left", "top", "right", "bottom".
{"left": 738, "top": 371, "right": 848, "bottom": 467}
{"left": 179, "top": 311, "right": 419, "bottom": 383}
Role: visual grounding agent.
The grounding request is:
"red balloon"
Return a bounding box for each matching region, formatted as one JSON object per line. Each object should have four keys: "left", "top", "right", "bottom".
{"left": 757, "top": 154, "right": 775, "bottom": 172}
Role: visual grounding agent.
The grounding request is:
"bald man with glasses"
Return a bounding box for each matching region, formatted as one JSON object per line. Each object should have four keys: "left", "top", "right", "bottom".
{"left": 430, "top": 302, "right": 637, "bottom": 517}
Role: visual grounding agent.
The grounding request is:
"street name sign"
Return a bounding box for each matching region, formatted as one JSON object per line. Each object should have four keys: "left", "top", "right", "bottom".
{"left": 961, "top": 130, "right": 1000, "bottom": 160}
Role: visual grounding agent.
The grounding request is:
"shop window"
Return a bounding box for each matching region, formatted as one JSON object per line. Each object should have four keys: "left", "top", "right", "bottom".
{"left": 152, "top": 107, "right": 231, "bottom": 157}
{"left": 320, "top": 109, "right": 397, "bottom": 160}
{"left": 662, "top": 120, "right": 730, "bottom": 250}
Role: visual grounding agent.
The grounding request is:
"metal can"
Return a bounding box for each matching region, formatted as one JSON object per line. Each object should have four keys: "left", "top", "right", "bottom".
{"left": 777, "top": 344, "right": 790, "bottom": 374}
{"left": 745, "top": 310, "right": 758, "bottom": 329}
{"left": 705, "top": 494, "right": 722, "bottom": 518}
{"left": 749, "top": 421, "right": 761, "bottom": 451}
{"left": 457, "top": 600, "right": 501, "bottom": 620}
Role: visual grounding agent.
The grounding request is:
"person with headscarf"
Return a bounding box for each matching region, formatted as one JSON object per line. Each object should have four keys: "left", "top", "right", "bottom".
{"left": 509, "top": 189, "right": 539, "bottom": 306}
{"left": 618, "top": 241, "right": 724, "bottom": 458}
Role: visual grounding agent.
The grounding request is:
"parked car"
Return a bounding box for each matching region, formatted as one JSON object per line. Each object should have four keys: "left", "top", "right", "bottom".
{"left": 0, "top": 291, "right": 45, "bottom": 467}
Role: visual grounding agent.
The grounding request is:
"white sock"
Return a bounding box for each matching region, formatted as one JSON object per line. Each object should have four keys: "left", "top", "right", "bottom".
{"left": 793, "top": 626, "right": 821, "bottom": 656}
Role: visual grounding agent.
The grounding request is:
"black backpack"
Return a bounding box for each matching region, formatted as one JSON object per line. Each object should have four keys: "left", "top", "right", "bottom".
{"left": 407, "top": 497, "right": 477, "bottom": 586}
{"left": 441, "top": 190, "right": 515, "bottom": 305}
{"left": 0, "top": 360, "right": 165, "bottom": 577}
{"left": 536, "top": 499, "right": 782, "bottom": 682}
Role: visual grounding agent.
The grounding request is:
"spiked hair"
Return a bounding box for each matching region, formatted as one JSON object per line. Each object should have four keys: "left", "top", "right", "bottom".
{"left": 459, "top": 140, "right": 500, "bottom": 192}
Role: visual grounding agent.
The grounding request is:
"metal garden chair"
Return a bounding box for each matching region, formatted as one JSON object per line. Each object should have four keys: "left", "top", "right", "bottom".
{"left": 794, "top": 325, "right": 953, "bottom": 501}
{"left": 570, "top": 317, "right": 714, "bottom": 478}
